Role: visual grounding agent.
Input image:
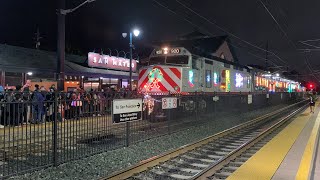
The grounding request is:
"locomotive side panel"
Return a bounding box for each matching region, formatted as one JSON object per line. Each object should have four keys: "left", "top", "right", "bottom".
{"left": 181, "top": 68, "right": 200, "bottom": 92}
{"left": 230, "top": 68, "right": 252, "bottom": 92}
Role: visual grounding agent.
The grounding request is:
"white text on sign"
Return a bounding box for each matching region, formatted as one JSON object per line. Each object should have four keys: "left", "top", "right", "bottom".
{"left": 113, "top": 99, "right": 142, "bottom": 123}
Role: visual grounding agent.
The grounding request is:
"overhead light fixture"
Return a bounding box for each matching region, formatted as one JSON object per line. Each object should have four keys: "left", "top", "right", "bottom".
{"left": 27, "top": 72, "right": 33, "bottom": 76}
{"left": 133, "top": 29, "right": 140, "bottom": 37}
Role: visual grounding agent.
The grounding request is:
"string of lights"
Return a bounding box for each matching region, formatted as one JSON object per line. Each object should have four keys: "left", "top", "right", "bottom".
{"left": 151, "top": 0, "right": 282, "bottom": 68}
{"left": 259, "top": 0, "right": 320, "bottom": 82}
{"left": 174, "top": 0, "right": 290, "bottom": 66}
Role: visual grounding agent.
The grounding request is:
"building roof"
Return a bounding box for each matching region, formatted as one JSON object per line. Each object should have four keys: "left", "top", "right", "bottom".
{"left": 155, "top": 35, "right": 227, "bottom": 55}
{"left": 153, "top": 31, "right": 238, "bottom": 62}
{"left": 0, "top": 44, "right": 137, "bottom": 78}
{"left": 179, "top": 31, "right": 209, "bottom": 40}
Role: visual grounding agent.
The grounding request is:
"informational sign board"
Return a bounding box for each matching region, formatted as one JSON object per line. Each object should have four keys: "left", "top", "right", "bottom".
{"left": 162, "top": 97, "right": 178, "bottom": 109}
{"left": 212, "top": 96, "right": 219, "bottom": 102}
{"left": 248, "top": 94, "right": 253, "bottom": 104}
{"left": 266, "top": 94, "right": 270, "bottom": 99}
{"left": 113, "top": 99, "right": 142, "bottom": 123}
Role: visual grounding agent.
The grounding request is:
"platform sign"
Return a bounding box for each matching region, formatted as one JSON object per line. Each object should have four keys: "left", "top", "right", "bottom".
{"left": 212, "top": 96, "right": 219, "bottom": 102}
{"left": 162, "top": 97, "right": 177, "bottom": 109}
{"left": 113, "top": 99, "right": 142, "bottom": 123}
{"left": 248, "top": 94, "right": 253, "bottom": 104}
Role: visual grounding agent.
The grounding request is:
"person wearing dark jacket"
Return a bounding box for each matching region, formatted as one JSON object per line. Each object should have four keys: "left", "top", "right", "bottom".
{"left": 31, "top": 84, "right": 45, "bottom": 124}
{"left": 11, "top": 85, "right": 24, "bottom": 126}
{"left": 309, "top": 91, "right": 317, "bottom": 113}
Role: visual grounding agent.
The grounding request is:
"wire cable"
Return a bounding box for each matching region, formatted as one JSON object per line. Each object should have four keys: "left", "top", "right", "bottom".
{"left": 259, "top": 0, "right": 320, "bottom": 81}
{"left": 151, "top": 0, "right": 282, "bottom": 67}
{"left": 174, "top": 0, "right": 289, "bottom": 66}
{"left": 152, "top": 0, "right": 284, "bottom": 68}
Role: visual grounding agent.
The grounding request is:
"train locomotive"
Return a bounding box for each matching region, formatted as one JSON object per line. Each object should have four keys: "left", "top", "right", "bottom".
{"left": 138, "top": 47, "right": 301, "bottom": 94}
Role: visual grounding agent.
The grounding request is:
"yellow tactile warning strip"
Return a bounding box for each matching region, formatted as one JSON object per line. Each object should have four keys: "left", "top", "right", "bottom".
{"left": 227, "top": 108, "right": 311, "bottom": 180}
{"left": 296, "top": 110, "right": 320, "bottom": 179}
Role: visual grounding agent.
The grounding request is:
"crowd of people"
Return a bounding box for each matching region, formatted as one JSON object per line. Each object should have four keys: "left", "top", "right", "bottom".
{"left": 0, "top": 83, "right": 136, "bottom": 128}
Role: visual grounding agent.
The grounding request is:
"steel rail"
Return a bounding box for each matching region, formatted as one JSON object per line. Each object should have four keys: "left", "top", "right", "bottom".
{"left": 104, "top": 100, "right": 307, "bottom": 180}
{"left": 191, "top": 103, "right": 308, "bottom": 180}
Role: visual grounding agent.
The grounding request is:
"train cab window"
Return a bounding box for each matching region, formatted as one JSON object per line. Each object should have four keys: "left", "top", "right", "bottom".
{"left": 192, "top": 59, "right": 198, "bottom": 69}
{"left": 149, "top": 56, "right": 165, "bottom": 65}
{"left": 166, "top": 55, "right": 189, "bottom": 65}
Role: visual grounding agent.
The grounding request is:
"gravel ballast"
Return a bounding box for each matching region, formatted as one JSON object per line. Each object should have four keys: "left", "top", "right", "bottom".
{"left": 11, "top": 104, "right": 288, "bottom": 180}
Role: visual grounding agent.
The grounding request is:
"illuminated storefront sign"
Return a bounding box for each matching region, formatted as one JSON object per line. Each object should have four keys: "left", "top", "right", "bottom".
{"left": 235, "top": 73, "right": 244, "bottom": 87}
{"left": 88, "top": 52, "right": 137, "bottom": 72}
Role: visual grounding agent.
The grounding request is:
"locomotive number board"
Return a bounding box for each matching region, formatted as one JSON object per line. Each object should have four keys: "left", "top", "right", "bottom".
{"left": 155, "top": 48, "right": 180, "bottom": 55}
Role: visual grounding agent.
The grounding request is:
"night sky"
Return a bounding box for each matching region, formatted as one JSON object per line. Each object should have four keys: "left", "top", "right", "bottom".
{"left": 1, "top": 0, "right": 320, "bottom": 82}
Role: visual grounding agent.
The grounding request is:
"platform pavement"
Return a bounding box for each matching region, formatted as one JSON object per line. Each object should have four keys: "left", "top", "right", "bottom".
{"left": 227, "top": 102, "right": 320, "bottom": 180}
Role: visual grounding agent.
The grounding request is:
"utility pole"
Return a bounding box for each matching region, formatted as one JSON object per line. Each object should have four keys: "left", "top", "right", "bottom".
{"left": 57, "top": 0, "right": 66, "bottom": 91}
{"left": 129, "top": 32, "right": 133, "bottom": 91}
{"left": 56, "top": 0, "right": 96, "bottom": 91}
{"left": 34, "top": 27, "right": 42, "bottom": 49}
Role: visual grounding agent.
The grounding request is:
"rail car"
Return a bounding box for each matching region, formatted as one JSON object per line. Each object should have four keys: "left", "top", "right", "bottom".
{"left": 138, "top": 47, "right": 302, "bottom": 94}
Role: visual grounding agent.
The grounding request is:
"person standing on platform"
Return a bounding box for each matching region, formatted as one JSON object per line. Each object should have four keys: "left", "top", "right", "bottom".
{"left": 309, "top": 90, "right": 317, "bottom": 113}
{"left": 32, "top": 84, "right": 45, "bottom": 123}
{"left": 71, "top": 89, "right": 81, "bottom": 120}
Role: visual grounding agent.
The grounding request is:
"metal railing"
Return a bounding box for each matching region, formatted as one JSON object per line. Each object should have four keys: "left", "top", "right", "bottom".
{"left": 0, "top": 91, "right": 304, "bottom": 177}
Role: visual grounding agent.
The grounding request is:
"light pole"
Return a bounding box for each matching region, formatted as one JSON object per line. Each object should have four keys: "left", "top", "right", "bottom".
{"left": 57, "top": 0, "right": 96, "bottom": 91}
{"left": 122, "top": 29, "right": 140, "bottom": 91}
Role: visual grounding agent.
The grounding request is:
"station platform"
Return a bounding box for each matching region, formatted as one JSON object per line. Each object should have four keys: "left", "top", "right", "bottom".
{"left": 227, "top": 102, "right": 320, "bottom": 180}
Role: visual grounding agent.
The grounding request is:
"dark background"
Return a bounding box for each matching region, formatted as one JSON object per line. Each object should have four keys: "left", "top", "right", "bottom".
{"left": 1, "top": 0, "right": 320, "bottom": 82}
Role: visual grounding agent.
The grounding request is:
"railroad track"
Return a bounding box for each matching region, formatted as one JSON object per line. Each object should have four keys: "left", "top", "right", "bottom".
{"left": 106, "top": 100, "right": 307, "bottom": 180}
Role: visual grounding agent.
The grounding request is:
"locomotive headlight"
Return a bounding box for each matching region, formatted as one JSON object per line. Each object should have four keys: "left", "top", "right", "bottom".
{"left": 163, "top": 47, "right": 169, "bottom": 54}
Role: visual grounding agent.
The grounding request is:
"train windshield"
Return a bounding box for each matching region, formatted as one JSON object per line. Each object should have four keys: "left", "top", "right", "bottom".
{"left": 149, "top": 56, "right": 165, "bottom": 65}
{"left": 149, "top": 55, "right": 189, "bottom": 65}
{"left": 166, "top": 55, "right": 189, "bottom": 65}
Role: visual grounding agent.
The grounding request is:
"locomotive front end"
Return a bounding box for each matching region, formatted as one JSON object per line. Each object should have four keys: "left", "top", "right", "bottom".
{"left": 138, "top": 47, "right": 191, "bottom": 94}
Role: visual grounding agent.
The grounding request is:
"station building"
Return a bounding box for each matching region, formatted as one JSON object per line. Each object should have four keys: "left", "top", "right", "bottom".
{"left": 0, "top": 44, "right": 138, "bottom": 91}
